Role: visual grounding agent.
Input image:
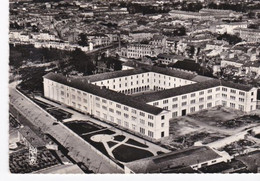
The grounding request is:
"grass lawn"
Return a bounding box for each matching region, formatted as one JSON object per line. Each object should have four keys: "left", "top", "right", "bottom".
{"left": 112, "top": 145, "right": 154, "bottom": 162}
{"left": 47, "top": 109, "right": 72, "bottom": 121}
{"left": 65, "top": 121, "right": 102, "bottom": 135}
{"left": 107, "top": 141, "right": 118, "bottom": 148}
{"left": 81, "top": 135, "right": 110, "bottom": 158}
{"left": 125, "top": 139, "right": 149, "bottom": 148}
{"left": 113, "top": 135, "right": 126, "bottom": 142}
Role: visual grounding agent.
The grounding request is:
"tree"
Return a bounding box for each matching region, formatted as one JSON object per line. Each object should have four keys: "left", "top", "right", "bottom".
{"left": 217, "top": 33, "right": 242, "bottom": 45}
{"left": 70, "top": 48, "right": 95, "bottom": 75}
{"left": 78, "top": 33, "right": 89, "bottom": 47}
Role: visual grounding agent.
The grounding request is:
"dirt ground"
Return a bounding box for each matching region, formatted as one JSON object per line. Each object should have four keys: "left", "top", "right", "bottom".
{"left": 161, "top": 106, "right": 260, "bottom": 150}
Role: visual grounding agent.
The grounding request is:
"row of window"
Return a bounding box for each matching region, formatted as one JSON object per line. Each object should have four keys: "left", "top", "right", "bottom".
{"left": 96, "top": 102, "right": 155, "bottom": 120}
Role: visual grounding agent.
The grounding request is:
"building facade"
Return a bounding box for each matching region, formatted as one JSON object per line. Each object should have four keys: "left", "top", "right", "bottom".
{"left": 43, "top": 66, "right": 257, "bottom": 140}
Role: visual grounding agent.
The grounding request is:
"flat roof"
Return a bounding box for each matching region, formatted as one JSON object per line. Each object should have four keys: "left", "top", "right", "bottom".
{"left": 43, "top": 72, "right": 164, "bottom": 115}
{"left": 19, "top": 126, "right": 46, "bottom": 148}
{"left": 85, "top": 65, "right": 198, "bottom": 82}
{"left": 125, "top": 146, "right": 222, "bottom": 173}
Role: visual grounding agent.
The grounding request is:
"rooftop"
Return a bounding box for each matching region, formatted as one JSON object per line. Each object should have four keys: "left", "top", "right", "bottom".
{"left": 18, "top": 126, "right": 46, "bottom": 148}
{"left": 135, "top": 79, "right": 253, "bottom": 103}
{"left": 125, "top": 146, "right": 222, "bottom": 173}
{"left": 43, "top": 72, "right": 164, "bottom": 115}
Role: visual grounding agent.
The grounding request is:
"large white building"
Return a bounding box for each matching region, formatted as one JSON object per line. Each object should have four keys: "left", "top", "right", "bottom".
{"left": 120, "top": 44, "right": 164, "bottom": 59}
{"left": 43, "top": 66, "right": 257, "bottom": 140}
{"left": 169, "top": 10, "right": 214, "bottom": 21}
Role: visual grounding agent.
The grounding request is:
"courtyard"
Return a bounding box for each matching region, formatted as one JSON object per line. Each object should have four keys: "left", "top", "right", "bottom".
{"left": 31, "top": 96, "right": 170, "bottom": 165}
{"left": 65, "top": 120, "right": 165, "bottom": 164}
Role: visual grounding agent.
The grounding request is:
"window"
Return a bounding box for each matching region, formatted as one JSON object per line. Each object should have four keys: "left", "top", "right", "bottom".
{"left": 222, "top": 94, "right": 227, "bottom": 98}
{"left": 251, "top": 92, "right": 254, "bottom": 96}
{"left": 230, "top": 96, "right": 235, "bottom": 100}
{"left": 231, "top": 89, "right": 236, "bottom": 94}
{"left": 216, "top": 87, "right": 220, "bottom": 91}
{"left": 239, "top": 98, "right": 244, "bottom": 102}
{"left": 116, "top": 111, "right": 121, "bottom": 115}
{"left": 230, "top": 103, "right": 235, "bottom": 108}
{"left": 124, "top": 113, "right": 129, "bottom": 118}
{"left": 96, "top": 103, "right": 100, "bottom": 108}
{"left": 83, "top": 99, "right": 87, "bottom": 103}
{"left": 161, "top": 123, "right": 164, "bottom": 127}
{"left": 117, "top": 119, "right": 121, "bottom": 125}
{"left": 239, "top": 91, "right": 245, "bottom": 96}
{"left": 131, "top": 109, "right": 137, "bottom": 114}
{"left": 61, "top": 91, "right": 65, "bottom": 96}
{"left": 148, "top": 115, "right": 154, "bottom": 120}
{"left": 102, "top": 106, "right": 107, "bottom": 110}
{"left": 190, "top": 100, "right": 196, "bottom": 104}
{"left": 191, "top": 93, "right": 196, "bottom": 97}
{"left": 199, "top": 91, "right": 204, "bottom": 95}
{"left": 124, "top": 106, "right": 129, "bottom": 111}
{"left": 207, "top": 96, "right": 212, "bottom": 100}
{"left": 140, "top": 119, "right": 145, "bottom": 124}
{"left": 163, "top": 99, "right": 168, "bottom": 104}
{"left": 110, "top": 116, "right": 114, "bottom": 122}
{"left": 172, "top": 104, "right": 178, "bottom": 108}
{"left": 96, "top": 97, "right": 100, "bottom": 101}
{"left": 109, "top": 108, "right": 114, "bottom": 113}
{"left": 208, "top": 89, "right": 212, "bottom": 93}
{"left": 140, "top": 127, "right": 145, "bottom": 134}
{"left": 116, "top": 104, "right": 121, "bottom": 108}
{"left": 199, "top": 98, "right": 204, "bottom": 102}
{"left": 182, "top": 95, "right": 187, "bottom": 99}
{"left": 199, "top": 105, "right": 204, "bottom": 110}
{"left": 153, "top": 102, "right": 159, "bottom": 106}
{"left": 172, "top": 97, "right": 178, "bottom": 102}
{"left": 190, "top": 107, "right": 195, "bottom": 112}
{"left": 148, "top": 122, "right": 154, "bottom": 127}
{"left": 172, "top": 112, "right": 178, "bottom": 117}
{"left": 124, "top": 121, "right": 129, "bottom": 128}
{"left": 148, "top": 131, "right": 154, "bottom": 138}
{"left": 207, "top": 103, "right": 212, "bottom": 108}
{"left": 182, "top": 102, "right": 187, "bottom": 106}
{"left": 161, "top": 115, "right": 165, "bottom": 120}
{"left": 140, "top": 112, "right": 145, "bottom": 117}
{"left": 222, "top": 87, "right": 227, "bottom": 92}
{"left": 239, "top": 105, "right": 244, "bottom": 111}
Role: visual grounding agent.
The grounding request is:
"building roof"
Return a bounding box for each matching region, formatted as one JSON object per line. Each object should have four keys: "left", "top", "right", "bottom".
{"left": 19, "top": 126, "right": 46, "bottom": 148}
{"left": 85, "top": 68, "right": 147, "bottom": 82}
{"left": 43, "top": 72, "right": 164, "bottom": 115}
{"left": 135, "top": 79, "right": 253, "bottom": 103}
{"left": 125, "top": 146, "right": 222, "bottom": 173}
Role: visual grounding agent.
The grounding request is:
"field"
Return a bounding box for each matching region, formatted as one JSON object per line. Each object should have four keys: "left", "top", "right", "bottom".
{"left": 161, "top": 107, "right": 260, "bottom": 150}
